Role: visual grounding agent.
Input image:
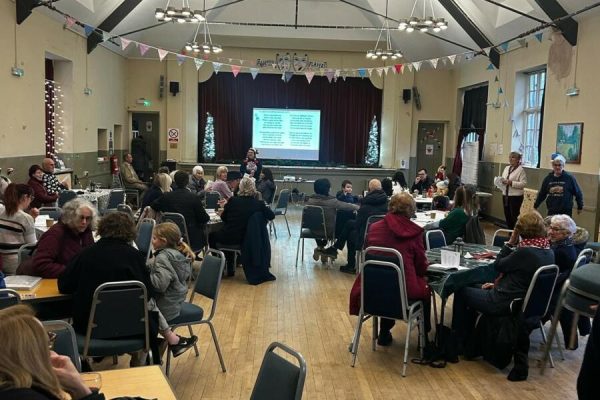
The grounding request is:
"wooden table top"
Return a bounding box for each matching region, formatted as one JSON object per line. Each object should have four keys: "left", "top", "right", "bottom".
{"left": 16, "top": 279, "right": 70, "bottom": 303}
{"left": 96, "top": 366, "right": 176, "bottom": 400}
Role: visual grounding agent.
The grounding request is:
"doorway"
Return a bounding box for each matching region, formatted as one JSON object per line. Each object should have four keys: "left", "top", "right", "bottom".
{"left": 131, "top": 112, "right": 160, "bottom": 177}
{"left": 415, "top": 122, "right": 445, "bottom": 180}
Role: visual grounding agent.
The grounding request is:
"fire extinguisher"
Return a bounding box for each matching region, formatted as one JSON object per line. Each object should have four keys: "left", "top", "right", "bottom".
{"left": 110, "top": 155, "right": 119, "bottom": 176}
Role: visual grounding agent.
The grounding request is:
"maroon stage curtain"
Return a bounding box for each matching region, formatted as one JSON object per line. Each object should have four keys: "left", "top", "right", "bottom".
{"left": 198, "top": 73, "right": 382, "bottom": 165}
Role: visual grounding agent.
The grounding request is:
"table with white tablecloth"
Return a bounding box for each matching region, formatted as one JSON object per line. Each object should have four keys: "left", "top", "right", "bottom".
{"left": 77, "top": 189, "right": 111, "bottom": 210}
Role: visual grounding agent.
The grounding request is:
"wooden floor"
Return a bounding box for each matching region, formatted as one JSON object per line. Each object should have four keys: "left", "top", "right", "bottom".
{"left": 105, "top": 207, "right": 585, "bottom": 399}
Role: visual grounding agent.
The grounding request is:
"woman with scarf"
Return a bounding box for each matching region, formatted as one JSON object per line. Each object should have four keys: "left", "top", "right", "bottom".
{"left": 240, "top": 148, "right": 262, "bottom": 180}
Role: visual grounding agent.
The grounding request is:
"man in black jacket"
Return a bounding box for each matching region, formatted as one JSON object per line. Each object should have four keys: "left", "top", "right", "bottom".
{"left": 323, "top": 179, "right": 389, "bottom": 274}
{"left": 151, "top": 171, "right": 209, "bottom": 252}
{"left": 411, "top": 168, "right": 434, "bottom": 194}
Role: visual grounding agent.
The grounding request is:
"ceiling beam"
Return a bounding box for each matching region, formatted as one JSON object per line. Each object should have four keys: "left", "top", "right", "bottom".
{"left": 438, "top": 0, "right": 500, "bottom": 68}
{"left": 87, "top": 0, "right": 142, "bottom": 54}
{"left": 533, "top": 0, "right": 578, "bottom": 46}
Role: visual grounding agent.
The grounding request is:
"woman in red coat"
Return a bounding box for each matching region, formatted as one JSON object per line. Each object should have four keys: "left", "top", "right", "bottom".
{"left": 27, "top": 164, "right": 58, "bottom": 209}
{"left": 350, "top": 192, "right": 431, "bottom": 346}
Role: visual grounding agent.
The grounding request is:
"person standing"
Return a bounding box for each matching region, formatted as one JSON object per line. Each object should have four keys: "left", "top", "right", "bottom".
{"left": 411, "top": 168, "right": 433, "bottom": 194}
{"left": 534, "top": 154, "right": 583, "bottom": 216}
{"left": 131, "top": 134, "right": 151, "bottom": 180}
{"left": 501, "top": 152, "right": 527, "bottom": 229}
{"left": 240, "top": 148, "right": 262, "bottom": 180}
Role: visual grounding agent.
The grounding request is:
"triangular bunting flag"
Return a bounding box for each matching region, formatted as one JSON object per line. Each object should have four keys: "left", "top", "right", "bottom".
{"left": 406, "top": 64, "right": 413, "bottom": 72}
{"left": 383, "top": 66, "right": 390, "bottom": 75}
{"left": 176, "top": 54, "right": 186, "bottom": 66}
{"left": 305, "top": 71, "right": 315, "bottom": 84}
{"left": 358, "top": 68, "right": 367, "bottom": 78}
{"left": 325, "top": 70, "right": 334, "bottom": 83}
{"left": 400, "top": 64, "right": 405, "bottom": 74}
{"left": 342, "top": 75, "right": 347, "bottom": 81}
{"left": 518, "top": 39, "right": 527, "bottom": 48}
{"left": 413, "top": 61, "right": 422, "bottom": 72}
{"left": 367, "top": 68, "right": 373, "bottom": 76}
{"left": 494, "top": 76, "right": 499, "bottom": 82}
{"left": 535, "top": 32, "right": 543, "bottom": 42}
{"left": 231, "top": 65, "right": 241, "bottom": 77}
{"left": 394, "top": 64, "right": 402, "bottom": 74}
{"left": 157, "top": 48, "right": 169, "bottom": 61}
{"left": 120, "top": 38, "right": 132, "bottom": 51}
{"left": 498, "top": 87, "right": 504, "bottom": 94}
{"left": 213, "top": 62, "right": 222, "bottom": 74}
{"left": 376, "top": 68, "right": 384, "bottom": 77}
{"left": 500, "top": 42, "right": 509, "bottom": 52}
{"left": 334, "top": 69, "right": 341, "bottom": 78}
{"left": 240, "top": 60, "right": 244, "bottom": 65}
{"left": 83, "top": 24, "right": 94, "bottom": 37}
{"left": 447, "top": 54, "right": 457, "bottom": 64}
{"left": 429, "top": 58, "right": 439, "bottom": 69}
{"left": 465, "top": 52, "right": 474, "bottom": 60}
{"left": 284, "top": 72, "right": 293, "bottom": 82}
{"left": 228, "top": 58, "right": 233, "bottom": 63}
{"left": 486, "top": 63, "right": 495, "bottom": 70}
{"left": 281, "top": 72, "right": 286, "bottom": 81}
{"left": 194, "top": 59, "right": 204, "bottom": 71}
{"left": 65, "top": 16, "right": 76, "bottom": 28}
{"left": 483, "top": 47, "right": 491, "bottom": 56}
{"left": 250, "top": 68, "right": 259, "bottom": 79}
{"left": 138, "top": 43, "right": 150, "bottom": 56}
{"left": 319, "top": 68, "right": 325, "bottom": 76}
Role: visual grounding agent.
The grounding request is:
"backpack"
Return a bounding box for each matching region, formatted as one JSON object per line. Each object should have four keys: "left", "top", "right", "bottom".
{"left": 413, "top": 324, "right": 459, "bottom": 368}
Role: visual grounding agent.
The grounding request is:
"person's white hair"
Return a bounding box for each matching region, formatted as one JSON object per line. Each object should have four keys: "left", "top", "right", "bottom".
{"left": 552, "top": 154, "right": 566, "bottom": 166}
{"left": 550, "top": 214, "right": 577, "bottom": 236}
{"left": 436, "top": 180, "right": 448, "bottom": 189}
{"left": 61, "top": 198, "right": 97, "bottom": 230}
{"left": 192, "top": 165, "right": 204, "bottom": 175}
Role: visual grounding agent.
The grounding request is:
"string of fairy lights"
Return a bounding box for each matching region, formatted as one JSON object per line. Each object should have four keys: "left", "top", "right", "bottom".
{"left": 44, "top": 79, "right": 65, "bottom": 158}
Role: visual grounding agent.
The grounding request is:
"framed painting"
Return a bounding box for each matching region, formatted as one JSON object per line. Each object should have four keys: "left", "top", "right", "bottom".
{"left": 556, "top": 122, "right": 583, "bottom": 164}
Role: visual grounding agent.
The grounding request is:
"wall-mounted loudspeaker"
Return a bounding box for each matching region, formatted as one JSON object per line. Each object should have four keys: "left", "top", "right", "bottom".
{"left": 159, "top": 75, "right": 165, "bottom": 98}
{"left": 402, "top": 89, "right": 411, "bottom": 104}
{"left": 169, "top": 81, "right": 180, "bottom": 96}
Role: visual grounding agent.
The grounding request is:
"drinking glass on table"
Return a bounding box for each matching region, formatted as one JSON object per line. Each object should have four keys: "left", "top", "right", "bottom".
{"left": 80, "top": 372, "right": 102, "bottom": 391}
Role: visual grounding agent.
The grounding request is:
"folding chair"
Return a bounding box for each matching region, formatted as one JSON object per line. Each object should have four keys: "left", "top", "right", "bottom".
{"left": 492, "top": 229, "right": 513, "bottom": 247}
{"left": 425, "top": 229, "right": 446, "bottom": 250}
{"left": 76, "top": 281, "right": 150, "bottom": 361}
{"left": 166, "top": 249, "right": 227, "bottom": 376}
{"left": 250, "top": 342, "right": 307, "bottom": 400}
{"left": 17, "top": 243, "right": 37, "bottom": 266}
{"left": 350, "top": 246, "right": 425, "bottom": 376}
{"left": 161, "top": 212, "right": 191, "bottom": 246}
{"left": 204, "top": 191, "right": 221, "bottom": 211}
{"left": 118, "top": 172, "right": 140, "bottom": 209}
{"left": 101, "top": 189, "right": 126, "bottom": 215}
{"left": 0, "top": 288, "right": 21, "bottom": 310}
{"left": 136, "top": 218, "right": 155, "bottom": 261}
{"left": 43, "top": 320, "right": 82, "bottom": 371}
{"left": 39, "top": 207, "right": 62, "bottom": 220}
{"left": 117, "top": 204, "right": 134, "bottom": 219}
{"left": 271, "top": 189, "right": 291, "bottom": 238}
{"left": 295, "top": 205, "right": 327, "bottom": 268}
{"left": 356, "top": 214, "right": 386, "bottom": 267}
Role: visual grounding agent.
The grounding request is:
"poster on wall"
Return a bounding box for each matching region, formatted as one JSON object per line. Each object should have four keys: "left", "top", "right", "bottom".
{"left": 425, "top": 144, "right": 434, "bottom": 156}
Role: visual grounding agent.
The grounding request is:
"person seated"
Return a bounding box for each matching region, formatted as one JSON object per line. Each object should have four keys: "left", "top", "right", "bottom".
{"left": 349, "top": 192, "right": 432, "bottom": 346}
{"left": 306, "top": 178, "right": 359, "bottom": 261}
{"left": 451, "top": 211, "right": 554, "bottom": 381}
{"left": 256, "top": 168, "right": 276, "bottom": 204}
{"left": 391, "top": 170, "right": 408, "bottom": 194}
{"left": 225, "top": 171, "right": 242, "bottom": 197}
{"left": 206, "top": 166, "right": 233, "bottom": 199}
{"left": 336, "top": 180, "right": 359, "bottom": 204}
{"left": 411, "top": 168, "right": 433, "bottom": 194}
{"left": 0, "top": 184, "right": 37, "bottom": 274}
{"left": 22, "top": 198, "right": 96, "bottom": 278}
{"left": 187, "top": 165, "right": 206, "bottom": 195}
{"left": 210, "top": 177, "right": 275, "bottom": 277}
{"left": 151, "top": 171, "right": 209, "bottom": 252}
{"left": 323, "top": 179, "right": 388, "bottom": 274}
{"left": 121, "top": 153, "right": 148, "bottom": 195}
{"left": 41, "top": 158, "right": 69, "bottom": 196}
{"left": 447, "top": 172, "right": 462, "bottom": 200}
{"left": 432, "top": 181, "right": 450, "bottom": 211}
{"left": 141, "top": 172, "right": 171, "bottom": 210}
{"left": 424, "top": 185, "right": 477, "bottom": 244}
{"left": 0, "top": 304, "right": 106, "bottom": 400}
{"left": 435, "top": 165, "right": 447, "bottom": 182}
{"left": 381, "top": 178, "right": 393, "bottom": 197}
{"left": 27, "top": 164, "right": 58, "bottom": 208}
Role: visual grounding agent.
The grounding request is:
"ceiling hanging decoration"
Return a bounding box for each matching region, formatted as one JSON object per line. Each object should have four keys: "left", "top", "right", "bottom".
{"left": 398, "top": 0, "right": 448, "bottom": 33}
{"left": 155, "top": 0, "right": 205, "bottom": 23}
{"left": 365, "top": 0, "right": 402, "bottom": 60}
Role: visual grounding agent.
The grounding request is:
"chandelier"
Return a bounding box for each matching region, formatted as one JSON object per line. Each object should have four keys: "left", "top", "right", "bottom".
{"left": 398, "top": 0, "right": 448, "bottom": 33}
{"left": 184, "top": 17, "right": 222, "bottom": 54}
{"left": 366, "top": 0, "right": 402, "bottom": 60}
{"left": 155, "top": 1, "right": 205, "bottom": 23}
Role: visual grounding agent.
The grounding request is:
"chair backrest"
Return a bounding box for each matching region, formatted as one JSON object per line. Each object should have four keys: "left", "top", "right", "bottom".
{"left": 39, "top": 207, "right": 62, "bottom": 220}
{"left": 17, "top": 243, "right": 37, "bottom": 266}
{"left": 83, "top": 281, "right": 149, "bottom": 356}
{"left": 105, "top": 189, "right": 126, "bottom": 210}
{"left": 465, "top": 216, "right": 486, "bottom": 244}
{"left": 250, "top": 342, "right": 307, "bottom": 400}
{"left": 205, "top": 191, "right": 221, "bottom": 210}
{"left": 362, "top": 214, "right": 386, "bottom": 250}
{"left": 274, "top": 189, "right": 291, "bottom": 214}
{"left": 522, "top": 264, "right": 560, "bottom": 319}
{"left": 161, "top": 212, "right": 191, "bottom": 245}
{"left": 191, "top": 249, "right": 225, "bottom": 322}
{"left": 300, "top": 205, "right": 327, "bottom": 239}
{"left": 361, "top": 246, "right": 409, "bottom": 321}
{"left": 0, "top": 288, "right": 21, "bottom": 310}
{"left": 432, "top": 195, "right": 450, "bottom": 210}
{"left": 43, "top": 320, "right": 81, "bottom": 371}
{"left": 58, "top": 191, "right": 77, "bottom": 208}
{"left": 136, "top": 218, "right": 155, "bottom": 261}
{"left": 492, "top": 229, "right": 513, "bottom": 248}
{"left": 577, "top": 248, "right": 594, "bottom": 266}
{"left": 426, "top": 229, "right": 447, "bottom": 250}
{"left": 117, "top": 203, "right": 134, "bottom": 218}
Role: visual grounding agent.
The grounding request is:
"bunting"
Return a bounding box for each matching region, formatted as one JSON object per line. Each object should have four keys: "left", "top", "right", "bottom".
{"left": 176, "top": 54, "right": 186, "bottom": 66}
{"left": 429, "top": 58, "right": 439, "bottom": 69}
{"left": 305, "top": 70, "right": 315, "bottom": 83}
{"left": 65, "top": 16, "right": 76, "bottom": 28}
{"left": 358, "top": 68, "right": 367, "bottom": 78}
{"left": 517, "top": 39, "right": 527, "bottom": 48}
{"left": 194, "top": 59, "right": 204, "bottom": 71}
{"left": 413, "top": 61, "right": 422, "bottom": 72}
{"left": 250, "top": 68, "right": 259, "bottom": 79}
{"left": 494, "top": 76, "right": 499, "bottom": 82}
{"left": 213, "top": 62, "right": 222, "bottom": 74}
{"left": 406, "top": 63, "right": 413, "bottom": 72}
{"left": 284, "top": 71, "right": 294, "bottom": 82}
{"left": 231, "top": 65, "right": 241, "bottom": 77}
{"left": 486, "top": 63, "right": 495, "bottom": 70}
{"left": 498, "top": 87, "right": 503, "bottom": 94}
{"left": 383, "top": 66, "right": 390, "bottom": 75}
{"left": 447, "top": 54, "right": 457, "bottom": 64}
{"left": 394, "top": 64, "right": 402, "bottom": 74}
{"left": 367, "top": 68, "right": 373, "bottom": 77}
{"left": 535, "top": 32, "right": 544, "bottom": 43}
{"left": 500, "top": 42, "right": 509, "bottom": 52}
{"left": 157, "top": 48, "right": 169, "bottom": 61}
{"left": 138, "top": 43, "right": 150, "bottom": 56}
{"left": 83, "top": 24, "right": 94, "bottom": 37}
{"left": 325, "top": 70, "right": 334, "bottom": 83}
{"left": 376, "top": 68, "right": 383, "bottom": 77}
{"left": 483, "top": 47, "right": 491, "bottom": 56}
{"left": 120, "top": 38, "right": 132, "bottom": 51}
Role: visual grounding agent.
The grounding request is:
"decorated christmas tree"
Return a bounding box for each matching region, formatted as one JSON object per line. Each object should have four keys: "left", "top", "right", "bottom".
{"left": 203, "top": 112, "right": 216, "bottom": 162}
{"left": 364, "top": 116, "right": 379, "bottom": 166}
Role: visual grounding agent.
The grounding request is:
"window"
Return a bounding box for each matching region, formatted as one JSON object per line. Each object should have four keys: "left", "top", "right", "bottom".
{"left": 520, "top": 69, "right": 546, "bottom": 167}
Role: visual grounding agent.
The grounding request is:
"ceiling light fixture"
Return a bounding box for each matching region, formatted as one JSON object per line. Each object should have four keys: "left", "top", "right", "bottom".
{"left": 184, "top": 16, "right": 222, "bottom": 55}
{"left": 366, "top": 0, "right": 402, "bottom": 60}
{"left": 398, "top": 0, "right": 448, "bottom": 33}
{"left": 155, "top": 1, "right": 205, "bottom": 23}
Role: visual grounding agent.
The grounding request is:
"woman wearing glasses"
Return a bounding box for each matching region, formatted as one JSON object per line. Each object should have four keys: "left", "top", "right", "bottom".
{"left": 22, "top": 198, "right": 96, "bottom": 278}
{"left": 0, "top": 304, "right": 106, "bottom": 400}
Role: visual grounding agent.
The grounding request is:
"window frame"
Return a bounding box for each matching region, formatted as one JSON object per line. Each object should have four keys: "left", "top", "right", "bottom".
{"left": 520, "top": 69, "right": 546, "bottom": 168}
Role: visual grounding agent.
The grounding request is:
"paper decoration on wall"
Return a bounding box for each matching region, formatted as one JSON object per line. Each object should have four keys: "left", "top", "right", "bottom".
{"left": 231, "top": 65, "right": 241, "bottom": 77}
{"left": 535, "top": 32, "right": 544, "bottom": 42}
{"left": 176, "top": 54, "right": 186, "bottom": 66}
{"left": 250, "top": 68, "right": 259, "bottom": 79}
{"left": 212, "top": 62, "right": 222, "bottom": 74}
{"left": 500, "top": 42, "right": 509, "bottom": 52}
{"left": 120, "top": 37, "right": 131, "bottom": 50}
{"left": 138, "top": 43, "right": 150, "bottom": 56}
{"left": 194, "top": 59, "right": 204, "bottom": 71}
{"left": 394, "top": 64, "right": 402, "bottom": 74}
{"left": 498, "top": 87, "right": 503, "bottom": 94}
{"left": 305, "top": 70, "right": 315, "bottom": 83}
{"left": 157, "top": 48, "right": 168, "bottom": 61}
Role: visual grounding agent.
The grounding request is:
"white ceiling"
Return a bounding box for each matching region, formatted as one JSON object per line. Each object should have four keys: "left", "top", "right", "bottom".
{"left": 35, "top": 0, "right": 600, "bottom": 62}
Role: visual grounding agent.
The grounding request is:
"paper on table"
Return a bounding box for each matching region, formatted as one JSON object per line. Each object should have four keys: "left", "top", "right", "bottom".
{"left": 441, "top": 250, "right": 460, "bottom": 267}
{"left": 428, "top": 263, "right": 468, "bottom": 271}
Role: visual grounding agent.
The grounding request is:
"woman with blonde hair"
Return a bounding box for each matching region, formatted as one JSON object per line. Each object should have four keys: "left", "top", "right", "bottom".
{"left": 141, "top": 172, "right": 171, "bottom": 209}
{"left": 206, "top": 166, "right": 232, "bottom": 199}
{"left": 0, "top": 304, "right": 105, "bottom": 399}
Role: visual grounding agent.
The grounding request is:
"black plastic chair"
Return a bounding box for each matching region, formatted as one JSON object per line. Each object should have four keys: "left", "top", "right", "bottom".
{"left": 250, "top": 342, "right": 307, "bottom": 400}
{"left": 58, "top": 191, "right": 77, "bottom": 208}
{"left": 102, "top": 189, "right": 126, "bottom": 214}
{"left": 76, "top": 281, "right": 150, "bottom": 360}
{"left": 205, "top": 191, "right": 221, "bottom": 210}
{"left": 356, "top": 214, "right": 386, "bottom": 268}
{"left": 43, "top": 320, "right": 82, "bottom": 372}
{"left": 295, "top": 205, "right": 327, "bottom": 268}
{"left": 136, "top": 218, "right": 155, "bottom": 261}
{"left": 271, "top": 189, "right": 291, "bottom": 238}
{"left": 0, "top": 288, "right": 21, "bottom": 310}
{"left": 117, "top": 203, "right": 134, "bottom": 219}
{"left": 39, "top": 207, "right": 62, "bottom": 220}
{"left": 425, "top": 229, "right": 446, "bottom": 250}
{"left": 166, "top": 249, "right": 227, "bottom": 376}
